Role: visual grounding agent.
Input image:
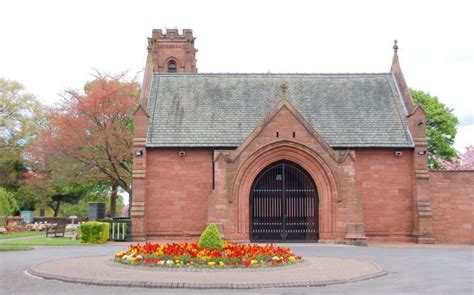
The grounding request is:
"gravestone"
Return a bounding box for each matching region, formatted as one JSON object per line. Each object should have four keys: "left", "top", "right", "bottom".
{"left": 20, "top": 210, "right": 34, "bottom": 223}
{"left": 88, "top": 202, "right": 106, "bottom": 221}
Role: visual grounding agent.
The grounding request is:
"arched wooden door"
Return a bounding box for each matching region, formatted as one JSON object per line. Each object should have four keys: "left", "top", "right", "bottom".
{"left": 250, "top": 161, "right": 319, "bottom": 242}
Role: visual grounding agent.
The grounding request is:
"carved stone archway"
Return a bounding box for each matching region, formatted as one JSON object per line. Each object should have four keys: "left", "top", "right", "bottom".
{"left": 231, "top": 140, "right": 340, "bottom": 242}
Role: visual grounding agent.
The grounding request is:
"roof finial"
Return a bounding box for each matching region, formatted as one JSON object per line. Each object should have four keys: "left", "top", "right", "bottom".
{"left": 393, "top": 39, "right": 399, "bottom": 53}
{"left": 280, "top": 83, "right": 288, "bottom": 101}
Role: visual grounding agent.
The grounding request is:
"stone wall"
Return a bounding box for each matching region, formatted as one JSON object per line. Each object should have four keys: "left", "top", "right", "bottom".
{"left": 145, "top": 148, "right": 213, "bottom": 237}
{"left": 429, "top": 171, "right": 474, "bottom": 244}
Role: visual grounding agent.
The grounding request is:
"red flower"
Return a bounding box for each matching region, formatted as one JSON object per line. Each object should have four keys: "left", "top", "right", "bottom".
{"left": 117, "top": 242, "right": 301, "bottom": 268}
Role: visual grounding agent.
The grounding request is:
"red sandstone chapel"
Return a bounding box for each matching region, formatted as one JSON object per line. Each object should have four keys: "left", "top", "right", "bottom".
{"left": 131, "top": 29, "right": 473, "bottom": 245}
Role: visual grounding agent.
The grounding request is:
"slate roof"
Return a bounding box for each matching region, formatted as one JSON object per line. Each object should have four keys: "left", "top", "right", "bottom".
{"left": 146, "top": 73, "right": 414, "bottom": 148}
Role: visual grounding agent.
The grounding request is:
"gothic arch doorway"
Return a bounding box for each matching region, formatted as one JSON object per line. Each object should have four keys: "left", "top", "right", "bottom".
{"left": 250, "top": 160, "right": 319, "bottom": 242}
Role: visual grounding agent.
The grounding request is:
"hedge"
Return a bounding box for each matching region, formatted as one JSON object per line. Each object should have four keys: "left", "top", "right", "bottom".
{"left": 80, "top": 221, "right": 110, "bottom": 244}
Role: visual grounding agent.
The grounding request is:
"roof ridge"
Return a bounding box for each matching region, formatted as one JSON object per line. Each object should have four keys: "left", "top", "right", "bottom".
{"left": 153, "top": 72, "right": 392, "bottom": 77}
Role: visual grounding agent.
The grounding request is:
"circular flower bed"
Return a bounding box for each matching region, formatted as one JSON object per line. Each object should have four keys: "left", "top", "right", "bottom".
{"left": 114, "top": 242, "right": 302, "bottom": 268}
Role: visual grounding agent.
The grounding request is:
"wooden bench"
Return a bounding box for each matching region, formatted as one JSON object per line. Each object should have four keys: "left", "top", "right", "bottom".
{"left": 46, "top": 220, "right": 67, "bottom": 237}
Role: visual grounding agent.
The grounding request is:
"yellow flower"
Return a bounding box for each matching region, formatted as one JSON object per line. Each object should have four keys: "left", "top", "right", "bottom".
{"left": 219, "top": 261, "right": 225, "bottom": 266}
{"left": 288, "top": 256, "right": 296, "bottom": 262}
{"left": 250, "top": 259, "right": 258, "bottom": 265}
{"left": 208, "top": 261, "right": 216, "bottom": 266}
{"left": 115, "top": 251, "right": 127, "bottom": 258}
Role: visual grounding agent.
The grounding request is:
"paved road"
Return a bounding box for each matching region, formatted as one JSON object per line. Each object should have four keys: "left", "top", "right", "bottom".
{"left": 0, "top": 243, "right": 472, "bottom": 294}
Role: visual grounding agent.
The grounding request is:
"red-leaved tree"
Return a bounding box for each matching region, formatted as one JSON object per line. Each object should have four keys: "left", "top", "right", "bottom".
{"left": 30, "top": 73, "right": 139, "bottom": 216}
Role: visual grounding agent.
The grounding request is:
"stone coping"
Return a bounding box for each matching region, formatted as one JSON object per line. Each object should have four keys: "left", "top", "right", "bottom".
{"left": 28, "top": 255, "right": 386, "bottom": 289}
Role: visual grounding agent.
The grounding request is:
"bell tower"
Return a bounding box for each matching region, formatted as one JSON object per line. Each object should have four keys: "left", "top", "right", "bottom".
{"left": 148, "top": 29, "right": 198, "bottom": 73}
{"left": 131, "top": 28, "right": 197, "bottom": 241}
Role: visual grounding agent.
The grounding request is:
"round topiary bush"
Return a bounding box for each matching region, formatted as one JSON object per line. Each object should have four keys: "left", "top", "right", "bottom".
{"left": 198, "top": 223, "right": 224, "bottom": 250}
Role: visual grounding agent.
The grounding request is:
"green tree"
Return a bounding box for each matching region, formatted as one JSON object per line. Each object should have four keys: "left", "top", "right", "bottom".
{"left": 49, "top": 183, "right": 87, "bottom": 217}
{"left": 411, "top": 89, "right": 458, "bottom": 169}
{"left": 14, "top": 185, "right": 47, "bottom": 211}
{"left": 60, "top": 189, "right": 124, "bottom": 217}
{"left": 0, "top": 148, "right": 26, "bottom": 190}
{"left": 0, "top": 78, "right": 43, "bottom": 149}
{"left": 0, "top": 78, "right": 49, "bottom": 214}
{"left": 50, "top": 181, "right": 113, "bottom": 217}
{"left": 0, "top": 187, "right": 19, "bottom": 215}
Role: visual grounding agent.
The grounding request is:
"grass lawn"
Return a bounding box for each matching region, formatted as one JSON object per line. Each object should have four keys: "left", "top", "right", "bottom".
{"left": 0, "top": 237, "right": 89, "bottom": 246}
{"left": 0, "top": 230, "right": 46, "bottom": 239}
{"left": 0, "top": 245, "right": 34, "bottom": 251}
{"left": 0, "top": 228, "right": 74, "bottom": 240}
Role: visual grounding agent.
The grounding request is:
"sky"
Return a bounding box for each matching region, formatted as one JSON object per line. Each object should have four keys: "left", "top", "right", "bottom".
{"left": 1, "top": 0, "right": 473, "bottom": 151}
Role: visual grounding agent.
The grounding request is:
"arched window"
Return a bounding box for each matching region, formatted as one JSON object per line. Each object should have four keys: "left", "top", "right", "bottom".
{"left": 167, "top": 60, "right": 177, "bottom": 73}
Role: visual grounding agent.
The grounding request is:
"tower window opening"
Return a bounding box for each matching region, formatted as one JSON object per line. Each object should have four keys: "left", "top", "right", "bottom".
{"left": 168, "top": 60, "right": 177, "bottom": 73}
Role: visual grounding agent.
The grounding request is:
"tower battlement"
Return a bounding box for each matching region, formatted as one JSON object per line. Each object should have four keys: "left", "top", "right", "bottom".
{"left": 151, "top": 29, "right": 194, "bottom": 41}
{"left": 148, "top": 28, "right": 197, "bottom": 73}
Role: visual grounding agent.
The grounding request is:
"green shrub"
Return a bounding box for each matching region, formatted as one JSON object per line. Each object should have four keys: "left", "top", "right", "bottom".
{"left": 0, "top": 188, "right": 18, "bottom": 216}
{"left": 14, "top": 185, "right": 42, "bottom": 211}
{"left": 198, "top": 223, "right": 224, "bottom": 250}
{"left": 80, "top": 221, "right": 110, "bottom": 244}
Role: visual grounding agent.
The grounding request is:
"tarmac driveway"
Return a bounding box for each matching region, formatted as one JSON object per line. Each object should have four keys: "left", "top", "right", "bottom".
{"left": 0, "top": 243, "right": 472, "bottom": 294}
